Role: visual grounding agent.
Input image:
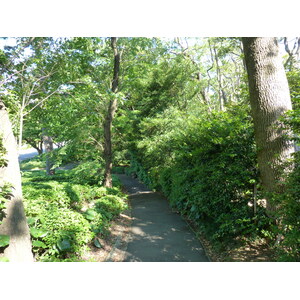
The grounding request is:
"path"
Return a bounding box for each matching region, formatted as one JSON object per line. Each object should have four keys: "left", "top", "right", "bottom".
{"left": 18, "top": 148, "right": 39, "bottom": 162}
{"left": 116, "top": 174, "right": 209, "bottom": 262}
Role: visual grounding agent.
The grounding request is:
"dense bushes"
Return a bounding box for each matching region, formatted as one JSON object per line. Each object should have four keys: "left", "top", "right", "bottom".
{"left": 274, "top": 153, "right": 300, "bottom": 261}
{"left": 69, "top": 161, "right": 104, "bottom": 185}
{"left": 129, "top": 105, "right": 273, "bottom": 247}
{"left": 271, "top": 73, "right": 300, "bottom": 261}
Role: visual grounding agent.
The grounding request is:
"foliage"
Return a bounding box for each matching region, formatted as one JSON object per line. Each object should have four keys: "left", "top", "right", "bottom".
{"left": 20, "top": 156, "right": 45, "bottom": 171}
{"left": 69, "top": 160, "right": 104, "bottom": 185}
{"left": 0, "top": 183, "right": 13, "bottom": 224}
{"left": 22, "top": 162, "right": 127, "bottom": 261}
{"left": 128, "top": 104, "right": 274, "bottom": 248}
{"left": 0, "top": 234, "right": 10, "bottom": 247}
{"left": 0, "top": 135, "right": 7, "bottom": 168}
{"left": 0, "top": 135, "right": 12, "bottom": 229}
{"left": 267, "top": 67, "right": 300, "bottom": 261}
{"left": 274, "top": 72, "right": 300, "bottom": 261}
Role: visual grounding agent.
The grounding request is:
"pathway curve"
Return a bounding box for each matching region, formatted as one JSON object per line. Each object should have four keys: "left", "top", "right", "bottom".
{"left": 116, "top": 174, "right": 209, "bottom": 262}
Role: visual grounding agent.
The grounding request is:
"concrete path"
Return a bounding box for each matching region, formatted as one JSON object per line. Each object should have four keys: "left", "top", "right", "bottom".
{"left": 116, "top": 174, "right": 209, "bottom": 262}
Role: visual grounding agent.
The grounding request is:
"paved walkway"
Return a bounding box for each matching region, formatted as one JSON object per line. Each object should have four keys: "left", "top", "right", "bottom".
{"left": 116, "top": 174, "right": 209, "bottom": 262}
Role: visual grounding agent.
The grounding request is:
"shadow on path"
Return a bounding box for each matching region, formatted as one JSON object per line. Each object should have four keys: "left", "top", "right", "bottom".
{"left": 116, "top": 174, "right": 209, "bottom": 262}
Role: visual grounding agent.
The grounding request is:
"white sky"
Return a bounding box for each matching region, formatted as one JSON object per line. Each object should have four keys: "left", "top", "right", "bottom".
{"left": 0, "top": 36, "right": 296, "bottom": 58}
{"left": 0, "top": 37, "right": 16, "bottom": 49}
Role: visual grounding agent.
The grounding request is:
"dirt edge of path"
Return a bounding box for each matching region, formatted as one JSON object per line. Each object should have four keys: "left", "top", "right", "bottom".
{"left": 82, "top": 202, "right": 133, "bottom": 262}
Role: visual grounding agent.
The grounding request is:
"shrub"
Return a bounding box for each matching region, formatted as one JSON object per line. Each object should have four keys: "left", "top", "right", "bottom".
{"left": 272, "top": 152, "right": 300, "bottom": 261}
{"left": 69, "top": 161, "right": 104, "bottom": 185}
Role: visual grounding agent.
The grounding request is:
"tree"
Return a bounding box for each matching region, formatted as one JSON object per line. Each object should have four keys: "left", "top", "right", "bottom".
{"left": 242, "top": 37, "right": 294, "bottom": 214}
{"left": 103, "top": 37, "right": 121, "bottom": 188}
{"left": 1, "top": 38, "right": 61, "bottom": 151}
{"left": 283, "top": 37, "right": 300, "bottom": 71}
{"left": 0, "top": 100, "right": 33, "bottom": 262}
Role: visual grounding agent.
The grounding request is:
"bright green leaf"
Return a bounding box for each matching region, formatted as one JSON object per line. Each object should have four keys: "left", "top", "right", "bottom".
{"left": 0, "top": 235, "right": 10, "bottom": 247}
{"left": 30, "top": 228, "right": 48, "bottom": 238}
{"left": 32, "top": 240, "right": 47, "bottom": 248}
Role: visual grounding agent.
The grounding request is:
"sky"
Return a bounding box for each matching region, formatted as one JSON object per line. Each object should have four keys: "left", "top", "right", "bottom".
{"left": 1, "top": 37, "right": 297, "bottom": 58}
{"left": 0, "top": 37, "right": 16, "bottom": 49}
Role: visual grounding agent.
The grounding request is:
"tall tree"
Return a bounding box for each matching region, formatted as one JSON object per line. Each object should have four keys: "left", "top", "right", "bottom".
{"left": 0, "top": 100, "right": 33, "bottom": 261}
{"left": 103, "top": 37, "right": 121, "bottom": 187}
{"left": 242, "top": 37, "right": 294, "bottom": 214}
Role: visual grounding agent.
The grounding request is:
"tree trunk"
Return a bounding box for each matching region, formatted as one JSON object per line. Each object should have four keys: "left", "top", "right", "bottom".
{"left": 208, "top": 40, "right": 226, "bottom": 111}
{"left": 283, "top": 37, "right": 300, "bottom": 71}
{"left": 18, "top": 111, "right": 24, "bottom": 152}
{"left": 0, "top": 100, "right": 34, "bottom": 262}
{"left": 24, "top": 138, "right": 43, "bottom": 155}
{"left": 242, "top": 37, "right": 294, "bottom": 214}
{"left": 42, "top": 128, "right": 55, "bottom": 175}
{"left": 103, "top": 37, "right": 121, "bottom": 188}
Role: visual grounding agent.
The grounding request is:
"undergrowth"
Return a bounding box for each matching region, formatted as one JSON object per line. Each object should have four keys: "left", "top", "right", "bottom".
{"left": 21, "top": 158, "right": 127, "bottom": 262}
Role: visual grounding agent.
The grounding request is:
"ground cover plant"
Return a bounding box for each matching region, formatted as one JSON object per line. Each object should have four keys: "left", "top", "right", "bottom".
{"left": 21, "top": 157, "right": 128, "bottom": 262}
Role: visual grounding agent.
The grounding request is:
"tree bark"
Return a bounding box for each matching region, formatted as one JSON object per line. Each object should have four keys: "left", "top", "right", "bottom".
{"left": 208, "top": 40, "right": 226, "bottom": 111}
{"left": 242, "top": 37, "right": 294, "bottom": 214}
{"left": 18, "top": 109, "right": 24, "bottom": 152}
{"left": 0, "top": 100, "right": 34, "bottom": 262}
{"left": 103, "top": 37, "right": 121, "bottom": 188}
{"left": 42, "top": 128, "right": 55, "bottom": 175}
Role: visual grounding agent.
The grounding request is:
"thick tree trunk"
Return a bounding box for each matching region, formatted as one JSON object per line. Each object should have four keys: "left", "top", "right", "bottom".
{"left": 103, "top": 37, "right": 120, "bottom": 188}
{"left": 0, "top": 100, "right": 34, "bottom": 262}
{"left": 242, "top": 37, "right": 294, "bottom": 214}
{"left": 42, "top": 128, "right": 55, "bottom": 175}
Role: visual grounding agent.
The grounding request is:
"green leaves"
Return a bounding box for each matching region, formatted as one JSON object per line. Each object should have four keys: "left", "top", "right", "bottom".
{"left": 0, "top": 234, "right": 10, "bottom": 247}
{"left": 30, "top": 228, "right": 48, "bottom": 238}
{"left": 84, "top": 209, "right": 98, "bottom": 221}
{"left": 130, "top": 103, "right": 260, "bottom": 242}
{"left": 57, "top": 239, "right": 72, "bottom": 252}
{"left": 22, "top": 160, "right": 127, "bottom": 261}
{"left": 93, "top": 238, "right": 102, "bottom": 249}
{"left": 32, "top": 240, "right": 47, "bottom": 248}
